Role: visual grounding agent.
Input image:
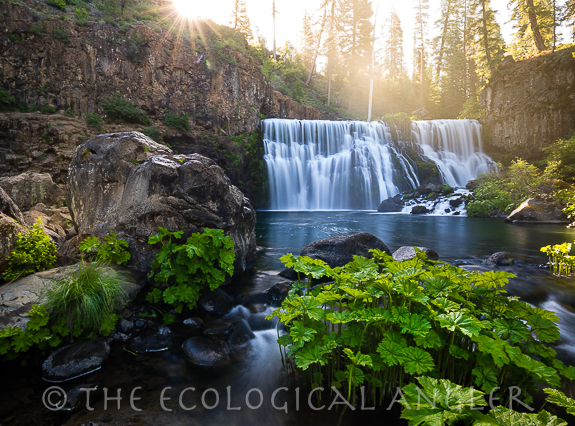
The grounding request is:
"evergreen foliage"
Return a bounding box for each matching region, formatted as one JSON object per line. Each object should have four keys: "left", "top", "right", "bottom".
{"left": 102, "top": 93, "right": 151, "bottom": 125}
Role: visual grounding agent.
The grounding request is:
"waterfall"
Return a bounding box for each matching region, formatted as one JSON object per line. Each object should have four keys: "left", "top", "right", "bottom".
{"left": 263, "top": 118, "right": 494, "bottom": 211}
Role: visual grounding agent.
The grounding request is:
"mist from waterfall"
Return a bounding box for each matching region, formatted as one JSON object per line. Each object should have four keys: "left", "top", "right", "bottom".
{"left": 263, "top": 118, "right": 494, "bottom": 210}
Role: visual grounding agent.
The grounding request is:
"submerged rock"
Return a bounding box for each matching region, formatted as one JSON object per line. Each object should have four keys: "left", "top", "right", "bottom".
{"left": 392, "top": 246, "right": 439, "bottom": 262}
{"left": 486, "top": 252, "right": 515, "bottom": 266}
{"left": 67, "top": 132, "right": 257, "bottom": 274}
{"left": 182, "top": 336, "right": 231, "bottom": 372}
{"left": 505, "top": 195, "right": 570, "bottom": 224}
{"left": 127, "top": 325, "right": 173, "bottom": 353}
{"left": 202, "top": 320, "right": 232, "bottom": 337}
{"left": 299, "top": 232, "right": 392, "bottom": 268}
{"left": 183, "top": 317, "right": 204, "bottom": 333}
{"left": 42, "top": 339, "right": 110, "bottom": 382}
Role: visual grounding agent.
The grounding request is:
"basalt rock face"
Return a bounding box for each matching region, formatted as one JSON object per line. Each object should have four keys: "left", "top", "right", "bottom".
{"left": 0, "top": 172, "right": 65, "bottom": 210}
{"left": 67, "top": 132, "right": 257, "bottom": 275}
{"left": 480, "top": 47, "right": 575, "bottom": 159}
{"left": 505, "top": 195, "right": 570, "bottom": 224}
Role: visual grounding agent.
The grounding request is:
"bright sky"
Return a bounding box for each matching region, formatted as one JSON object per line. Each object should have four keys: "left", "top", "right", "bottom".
{"left": 179, "top": 0, "right": 572, "bottom": 72}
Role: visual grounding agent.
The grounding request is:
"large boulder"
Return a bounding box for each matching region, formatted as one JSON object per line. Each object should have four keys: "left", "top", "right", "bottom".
{"left": 66, "top": 132, "right": 257, "bottom": 274}
{"left": 486, "top": 252, "right": 515, "bottom": 266}
{"left": 299, "top": 232, "right": 392, "bottom": 268}
{"left": 377, "top": 194, "right": 404, "bottom": 212}
{"left": 182, "top": 336, "right": 231, "bottom": 372}
{"left": 505, "top": 195, "right": 570, "bottom": 224}
{"left": 0, "top": 172, "right": 65, "bottom": 211}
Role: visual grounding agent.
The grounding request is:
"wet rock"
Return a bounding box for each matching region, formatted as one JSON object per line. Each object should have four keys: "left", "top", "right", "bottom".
{"left": 449, "top": 198, "right": 464, "bottom": 208}
{"left": 505, "top": 195, "right": 570, "bottom": 224}
{"left": 453, "top": 211, "right": 461, "bottom": 216}
{"left": 182, "top": 336, "right": 231, "bottom": 372}
{"left": 227, "top": 320, "right": 255, "bottom": 353}
{"left": 183, "top": 317, "right": 204, "bottom": 333}
{"left": 62, "top": 384, "right": 98, "bottom": 412}
{"left": 42, "top": 339, "right": 110, "bottom": 382}
{"left": 113, "top": 332, "right": 129, "bottom": 342}
{"left": 0, "top": 172, "right": 65, "bottom": 210}
{"left": 278, "top": 268, "right": 298, "bottom": 280}
{"left": 423, "top": 183, "right": 439, "bottom": 194}
{"left": 67, "top": 132, "right": 257, "bottom": 274}
{"left": 202, "top": 320, "right": 232, "bottom": 337}
{"left": 486, "top": 252, "right": 515, "bottom": 266}
{"left": 466, "top": 180, "right": 479, "bottom": 190}
{"left": 127, "top": 325, "right": 173, "bottom": 353}
{"left": 298, "top": 232, "right": 392, "bottom": 269}
{"left": 118, "top": 319, "right": 134, "bottom": 333}
{"left": 411, "top": 206, "right": 431, "bottom": 214}
{"left": 199, "top": 288, "right": 233, "bottom": 316}
{"left": 444, "top": 208, "right": 451, "bottom": 213}
{"left": 377, "top": 194, "right": 404, "bottom": 212}
{"left": 392, "top": 246, "right": 439, "bottom": 262}
{"left": 135, "top": 319, "right": 146, "bottom": 329}
{"left": 440, "top": 184, "right": 455, "bottom": 194}
{"left": 267, "top": 281, "right": 293, "bottom": 306}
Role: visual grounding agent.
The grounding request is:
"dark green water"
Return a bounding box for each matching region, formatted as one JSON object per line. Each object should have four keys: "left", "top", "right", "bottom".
{"left": 256, "top": 211, "right": 575, "bottom": 270}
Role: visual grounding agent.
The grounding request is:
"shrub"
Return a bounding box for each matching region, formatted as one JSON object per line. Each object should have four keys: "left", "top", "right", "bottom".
{"left": 146, "top": 228, "right": 235, "bottom": 312}
{"left": 79, "top": 233, "right": 131, "bottom": 265}
{"left": 64, "top": 108, "right": 74, "bottom": 117}
{"left": 0, "top": 88, "right": 18, "bottom": 112}
{"left": 46, "top": 0, "right": 66, "bottom": 11}
{"left": 43, "top": 262, "right": 127, "bottom": 338}
{"left": 86, "top": 112, "right": 102, "bottom": 130}
{"left": 142, "top": 126, "right": 163, "bottom": 142}
{"left": 163, "top": 112, "right": 190, "bottom": 132}
{"left": 40, "top": 105, "right": 56, "bottom": 114}
{"left": 74, "top": 5, "right": 89, "bottom": 25}
{"left": 3, "top": 218, "right": 57, "bottom": 281}
{"left": 270, "top": 251, "right": 575, "bottom": 424}
{"left": 52, "top": 25, "right": 69, "bottom": 43}
{"left": 29, "top": 23, "right": 44, "bottom": 37}
{"left": 544, "top": 134, "right": 575, "bottom": 182}
{"left": 102, "top": 93, "right": 151, "bottom": 125}
{"left": 125, "top": 32, "right": 148, "bottom": 64}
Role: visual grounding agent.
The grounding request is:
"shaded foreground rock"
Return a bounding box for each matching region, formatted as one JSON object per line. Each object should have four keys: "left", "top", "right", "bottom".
{"left": 267, "top": 281, "right": 294, "bottom": 306}
{"left": 42, "top": 339, "right": 110, "bottom": 382}
{"left": 486, "top": 252, "right": 515, "bottom": 266}
{"left": 393, "top": 246, "right": 439, "bottom": 262}
{"left": 67, "top": 132, "right": 257, "bottom": 274}
{"left": 199, "top": 288, "right": 233, "bottom": 316}
{"left": 0, "top": 172, "right": 65, "bottom": 211}
{"left": 299, "top": 232, "right": 392, "bottom": 269}
{"left": 0, "top": 186, "right": 26, "bottom": 274}
{"left": 411, "top": 206, "right": 431, "bottom": 214}
{"left": 127, "top": 325, "right": 173, "bottom": 353}
{"left": 377, "top": 194, "right": 404, "bottom": 212}
{"left": 505, "top": 195, "right": 569, "bottom": 224}
{"left": 182, "top": 336, "right": 231, "bottom": 372}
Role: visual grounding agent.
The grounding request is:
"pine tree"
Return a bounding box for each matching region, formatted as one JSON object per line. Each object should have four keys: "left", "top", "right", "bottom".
{"left": 470, "top": 0, "right": 505, "bottom": 81}
{"left": 565, "top": 0, "right": 575, "bottom": 42}
{"left": 231, "top": 0, "right": 252, "bottom": 41}
{"left": 305, "top": 3, "right": 328, "bottom": 85}
{"left": 338, "top": 0, "right": 374, "bottom": 112}
{"left": 325, "top": 0, "right": 339, "bottom": 107}
{"left": 413, "top": 0, "right": 429, "bottom": 108}
{"left": 510, "top": 0, "right": 555, "bottom": 57}
{"left": 383, "top": 9, "right": 404, "bottom": 81}
{"left": 300, "top": 11, "right": 316, "bottom": 68}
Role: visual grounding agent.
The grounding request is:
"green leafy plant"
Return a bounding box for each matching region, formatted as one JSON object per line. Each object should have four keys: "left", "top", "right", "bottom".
{"left": 3, "top": 218, "right": 57, "bottom": 282}
{"left": 43, "top": 262, "right": 127, "bottom": 338}
{"left": 29, "top": 23, "right": 44, "bottom": 37}
{"left": 64, "top": 108, "right": 74, "bottom": 117}
{"left": 46, "top": 0, "right": 66, "bottom": 11}
{"left": 125, "top": 32, "right": 148, "bottom": 64}
{"left": 163, "top": 112, "right": 190, "bottom": 132}
{"left": 102, "top": 93, "right": 151, "bottom": 125}
{"left": 40, "top": 105, "right": 56, "bottom": 114}
{"left": 52, "top": 25, "right": 69, "bottom": 43}
{"left": 146, "top": 227, "right": 235, "bottom": 312}
{"left": 270, "top": 249, "right": 575, "bottom": 423}
{"left": 79, "top": 234, "right": 131, "bottom": 265}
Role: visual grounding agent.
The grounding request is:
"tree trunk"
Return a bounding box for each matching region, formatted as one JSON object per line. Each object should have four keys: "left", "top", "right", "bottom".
{"left": 347, "top": 1, "right": 358, "bottom": 112}
{"left": 436, "top": 0, "right": 452, "bottom": 83}
{"left": 481, "top": 0, "right": 493, "bottom": 74}
{"left": 273, "top": 0, "right": 277, "bottom": 60}
{"left": 306, "top": 4, "right": 328, "bottom": 86}
{"left": 526, "top": 0, "right": 547, "bottom": 52}
{"left": 367, "top": 0, "right": 379, "bottom": 121}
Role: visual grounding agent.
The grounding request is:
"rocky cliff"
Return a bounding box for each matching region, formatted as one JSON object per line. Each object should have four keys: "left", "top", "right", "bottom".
{"left": 0, "top": 0, "right": 334, "bottom": 207}
{"left": 480, "top": 47, "right": 575, "bottom": 159}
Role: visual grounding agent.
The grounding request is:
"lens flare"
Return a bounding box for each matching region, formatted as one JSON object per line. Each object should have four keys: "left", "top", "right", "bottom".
{"left": 172, "top": 0, "right": 212, "bottom": 20}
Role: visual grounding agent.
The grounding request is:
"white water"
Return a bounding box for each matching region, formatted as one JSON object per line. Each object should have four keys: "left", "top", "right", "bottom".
{"left": 263, "top": 118, "right": 494, "bottom": 211}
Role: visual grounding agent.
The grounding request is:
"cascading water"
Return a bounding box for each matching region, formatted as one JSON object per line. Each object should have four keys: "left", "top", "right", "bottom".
{"left": 263, "top": 118, "right": 494, "bottom": 210}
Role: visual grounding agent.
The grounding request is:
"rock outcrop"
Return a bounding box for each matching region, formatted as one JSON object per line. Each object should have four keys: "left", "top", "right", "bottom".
{"left": 480, "top": 47, "right": 575, "bottom": 158}
{"left": 0, "top": 186, "right": 26, "bottom": 274}
{"left": 42, "top": 339, "right": 111, "bottom": 382}
{"left": 505, "top": 195, "right": 570, "bottom": 224}
{"left": 67, "top": 132, "right": 257, "bottom": 274}
{"left": 0, "top": 172, "right": 65, "bottom": 211}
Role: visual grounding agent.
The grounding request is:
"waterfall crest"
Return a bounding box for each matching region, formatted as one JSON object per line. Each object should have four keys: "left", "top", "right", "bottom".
{"left": 263, "top": 118, "right": 494, "bottom": 210}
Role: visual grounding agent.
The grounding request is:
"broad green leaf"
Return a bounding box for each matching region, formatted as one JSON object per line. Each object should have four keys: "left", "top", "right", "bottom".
{"left": 527, "top": 314, "right": 560, "bottom": 343}
{"left": 472, "top": 365, "right": 499, "bottom": 393}
{"left": 436, "top": 311, "right": 482, "bottom": 337}
{"left": 544, "top": 388, "right": 575, "bottom": 416}
{"left": 513, "top": 353, "right": 560, "bottom": 387}
{"left": 402, "top": 347, "right": 435, "bottom": 375}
